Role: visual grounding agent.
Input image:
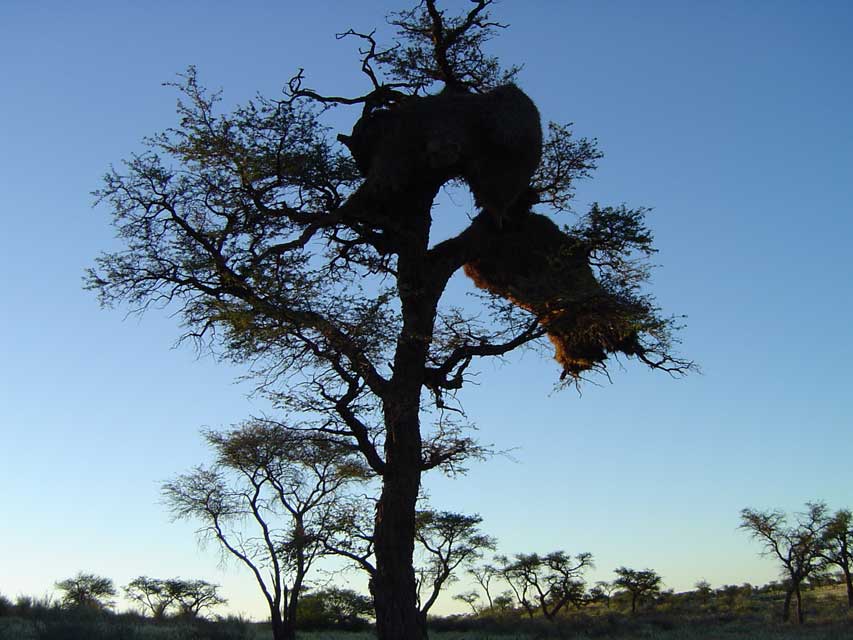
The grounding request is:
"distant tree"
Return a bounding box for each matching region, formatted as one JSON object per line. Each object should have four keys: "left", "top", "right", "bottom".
{"left": 818, "top": 507, "right": 853, "bottom": 608}
{"left": 12, "top": 596, "right": 35, "bottom": 617}
{"left": 757, "top": 580, "right": 786, "bottom": 594}
{"left": 740, "top": 502, "right": 828, "bottom": 623}
{"left": 453, "top": 590, "right": 481, "bottom": 614}
{"left": 169, "top": 579, "right": 227, "bottom": 619}
{"left": 297, "top": 587, "right": 372, "bottom": 630}
{"left": 498, "top": 551, "right": 593, "bottom": 620}
{"left": 414, "top": 510, "right": 496, "bottom": 622}
{"left": 612, "top": 567, "right": 663, "bottom": 614}
{"left": 316, "top": 587, "right": 373, "bottom": 628}
{"left": 492, "top": 591, "right": 516, "bottom": 613}
{"left": 0, "top": 593, "right": 12, "bottom": 617}
{"left": 468, "top": 562, "right": 500, "bottom": 611}
{"left": 694, "top": 579, "right": 713, "bottom": 606}
{"left": 163, "top": 421, "right": 369, "bottom": 640}
{"left": 88, "top": 1, "right": 691, "bottom": 637}
{"left": 124, "top": 576, "right": 177, "bottom": 619}
{"left": 715, "top": 583, "right": 753, "bottom": 612}
{"left": 125, "top": 576, "right": 225, "bottom": 619}
{"left": 55, "top": 572, "right": 116, "bottom": 611}
{"left": 589, "top": 580, "right": 617, "bottom": 608}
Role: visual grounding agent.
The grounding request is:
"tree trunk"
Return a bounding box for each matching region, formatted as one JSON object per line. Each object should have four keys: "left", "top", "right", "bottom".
{"left": 843, "top": 566, "right": 853, "bottom": 608}
{"left": 286, "top": 562, "right": 304, "bottom": 640}
{"left": 270, "top": 608, "right": 295, "bottom": 640}
{"left": 781, "top": 588, "right": 792, "bottom": 623}
{"left": 372, "top": 266, "right": 436, "bottom": 639}
{"left": 370, "top": 196, "right": 441, "bottom": 640}
{"left": 795, "top": 583, "right": 804, "bottom": 624}
{"left": 631, "top": 593, "right": 637, "bottom": 614}
{"left": 372, "top": 451, "right": 425, "bottom": 640}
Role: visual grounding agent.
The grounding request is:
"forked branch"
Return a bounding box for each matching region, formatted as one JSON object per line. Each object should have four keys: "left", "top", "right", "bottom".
{"left": 286, "top": 30, "right": 411, "bottom": 115}
{"left": 424, "top": 0, "right": 502, "bottom": 89}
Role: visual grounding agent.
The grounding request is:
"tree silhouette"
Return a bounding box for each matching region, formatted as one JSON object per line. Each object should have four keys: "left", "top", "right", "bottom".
{"left": 414, "top": 510, "right": 495, "bottom": 622}
{"left": 169, "top": 579, "right": 227, "bottom": 619}
{"left": 819, "top": 508, "right": 853, "bottom": 608}
{"left": 612, "top": 567, "right": 663, "bottom": 614}
{"left": 55, "top": 573, "right": 116, "bottom": 612}
{"left": 298, "top": 587, "right": 374, "bottom": 630}
{"left": 468, "top": 561, "right": 501, "bottom": 612}
{"left": 589, "top": 580, "right": 617, "bottom": 608}
{"left": 693, "top": 579, "right": 713, "bottom": 607}
{"left": 88, "top": 1, "right": 690, "bottom": 637}
{"left": 124, "top": 577, "right": 176, "bottom": 619}
{"left": 453, "top": 589, "right": 481, "bottom": 614}
{"left": 163, "top": 423, "right": 368, "bottom": 640}
{"left": 498, "top": 551, "right": 593, "bottom": 620}
{"left": 740, "top": 503, "right": 828, "bottom": 624}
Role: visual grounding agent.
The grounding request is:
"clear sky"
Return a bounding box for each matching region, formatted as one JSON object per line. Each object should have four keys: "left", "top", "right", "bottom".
{"left": 1, "top": 0, "right": 852, "bottom": 619}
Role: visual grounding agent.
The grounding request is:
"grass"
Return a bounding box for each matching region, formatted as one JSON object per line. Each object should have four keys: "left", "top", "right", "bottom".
{"left": 297, "top": 627, "right": 853, "bottom": 640}
{"left": 2, "top": 620, "right": 851, "bottom": 639}
{"left": 1, "top": 584, "right": 850, "bottom": 640}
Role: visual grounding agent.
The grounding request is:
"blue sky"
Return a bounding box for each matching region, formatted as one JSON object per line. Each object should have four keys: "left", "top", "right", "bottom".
{"left": 1, "top": 0, "right": 851, "bottom": 618}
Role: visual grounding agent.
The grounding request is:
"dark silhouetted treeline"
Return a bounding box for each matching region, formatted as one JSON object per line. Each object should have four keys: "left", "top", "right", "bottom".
{"left": 0, "top": 593, "right": 254, "bottom": 640}
{"left": 428, "top": 578, "right": 851, "bottom": 638}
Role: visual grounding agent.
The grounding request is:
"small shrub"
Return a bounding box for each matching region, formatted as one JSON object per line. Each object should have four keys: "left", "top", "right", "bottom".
{"left": 0, "top": 595, "right": 12, "bottom": 618}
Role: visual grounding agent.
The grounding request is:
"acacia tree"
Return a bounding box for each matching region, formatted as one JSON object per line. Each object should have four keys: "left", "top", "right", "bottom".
{"left": 304, "top": 503, "right": 491, "bottom": 624}
{"left": 468, "top": 562, "right": 500, "bottom": 611}
{"left": 55, "top": 573, "right": 116, "bottom": 612}
{"left": 163, "top": 422, "right": 368, "bottom": 640}
{"left": 589, "top": 580, "right": 617, "bottom": 608}
{"left": 498, "top": 551, "right": 593, "bottom": 620}
{"left": 125, "top": 576, "right": 177, "bottom": 619}
{"left": 453, "top": 590, "right": 481, "bottom": 614}
{"left": 88, "top": 2, "right": 689, "bottom": 637}
{"left": 170, "top": 579, "right": 227, "bottom": 619}
{"left": 818, "top": 507, "right": 853, "bottom": 608}
{"left": 612, "top": 567, "right": 663, "bottom": 614}
{"left": 740, "top": 503, "right": 828, "bottom": 624}
{"left": 125, "top": 576, "right": 224, "bottom": 619}
{"left": 693, "top": 579, "right": 713, "bottom": 607}
{"left": 307, "top": 587, "right": 374, "bottom": 629}
{"left": 414, "top": 510, "right": 495, "bottom": 622}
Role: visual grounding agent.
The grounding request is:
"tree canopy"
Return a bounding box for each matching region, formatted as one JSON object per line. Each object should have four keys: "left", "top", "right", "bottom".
{"left": 740, "top": 503, "right": 828, "bottom": 623}
{"left": 163, "top": 422, "right": 368, "bottom": 640}
{"left": 612, "top": 567, "right": 663, "bottom": 614}
{"left": 498, "top": 551, "right": 594, "bottom": 620}
{"left": 55, "top": 573, "right": 117, "bottom": 612}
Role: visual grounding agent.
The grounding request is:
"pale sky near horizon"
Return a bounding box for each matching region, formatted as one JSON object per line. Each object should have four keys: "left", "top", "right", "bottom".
{"left": 1, "top": 0, "right": 852, "bottom": 619}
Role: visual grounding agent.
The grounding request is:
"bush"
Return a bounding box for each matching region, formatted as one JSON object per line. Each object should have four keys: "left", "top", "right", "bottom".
{"left": 0, "top": 608, "right": 256, "bottom": 640}
{"left": 186, "top": 618, "right": 255, "bottom": 640}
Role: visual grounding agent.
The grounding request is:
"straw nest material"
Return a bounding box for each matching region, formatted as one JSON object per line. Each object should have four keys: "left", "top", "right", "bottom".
{"left": 463, "top": 213, "right": 645, "bottom": 379}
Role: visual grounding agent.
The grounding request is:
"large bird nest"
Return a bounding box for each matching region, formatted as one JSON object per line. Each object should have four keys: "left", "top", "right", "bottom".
{"left": 463, "top": 213, "right": 648, "bottom": 379}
